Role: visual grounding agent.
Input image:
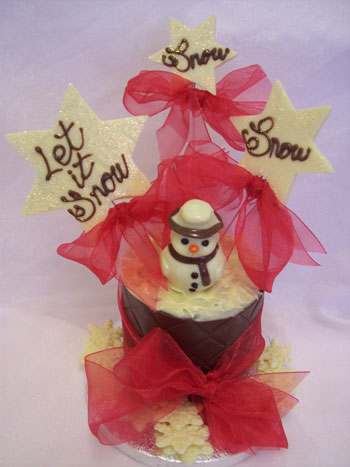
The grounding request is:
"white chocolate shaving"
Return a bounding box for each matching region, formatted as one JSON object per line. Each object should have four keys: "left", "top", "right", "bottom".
{"left": 157, "top": 249, "right": 259, "bottom": 320}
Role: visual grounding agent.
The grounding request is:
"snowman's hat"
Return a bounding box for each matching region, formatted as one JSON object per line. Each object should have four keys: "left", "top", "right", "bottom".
{"left": 168, "top": 199, "right": 223, "bottom": 239}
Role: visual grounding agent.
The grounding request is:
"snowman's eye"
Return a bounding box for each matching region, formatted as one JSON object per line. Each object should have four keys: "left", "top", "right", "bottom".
{"left": 181, "top": 238, "right": 189, "bottom": 245}
{"left": 201, "top": 240, "right": 209, "bottom": 246}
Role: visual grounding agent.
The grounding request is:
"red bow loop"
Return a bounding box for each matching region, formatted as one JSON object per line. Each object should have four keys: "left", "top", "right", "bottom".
{"left": 57, "top": 199, "right": 167, "bottom": 289}
{"left": 203, "top": 377, "right": 289, "bottom": 454}
{"left": 123, "top": 70, "right": 194, "bottom": 115}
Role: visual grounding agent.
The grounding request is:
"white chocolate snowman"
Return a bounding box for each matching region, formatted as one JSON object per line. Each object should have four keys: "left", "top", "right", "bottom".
{"left": 161, "top": 199, "right": 226, "bottom": 293}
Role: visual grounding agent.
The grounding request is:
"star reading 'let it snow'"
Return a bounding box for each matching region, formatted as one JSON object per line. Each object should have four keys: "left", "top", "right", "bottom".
{"left": 232, "top": 80, "right": 333, "bottom": 202}
{"left": 150, "top": 16, "right": 237, "bottom": 95}
{"left": 7, "top": 84, "right": 150, "bottom": 230}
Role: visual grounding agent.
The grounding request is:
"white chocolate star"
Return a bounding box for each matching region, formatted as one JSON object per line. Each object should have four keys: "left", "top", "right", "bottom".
{"left": 7, "top": 84, "right": 150, "bottom": 230}
{"left": 231, "top": 80, "right": 333, "bottom": 202}
{"left": 80, "top": 319, "right": 123, "bottom": 362}
{"left": 150, "top": 16, "right": 237, "bottom": 95}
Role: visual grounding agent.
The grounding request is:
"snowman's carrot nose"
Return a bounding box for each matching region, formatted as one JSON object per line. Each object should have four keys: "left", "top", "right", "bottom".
{"left": 189, "top": 244, "right": 199, "bottom": 254}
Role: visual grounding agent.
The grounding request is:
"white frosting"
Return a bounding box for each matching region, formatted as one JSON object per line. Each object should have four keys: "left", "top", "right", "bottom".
{"left": 156, "top": 249, "right": 259, "bottom": 321}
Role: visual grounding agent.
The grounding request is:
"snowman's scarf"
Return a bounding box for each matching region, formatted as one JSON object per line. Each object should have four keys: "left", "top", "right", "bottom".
{"left": 168, "top": 243, "right": 219, "bottom": 287}
{"left": 58, "top": 144, "right": 325, "bottom": 294}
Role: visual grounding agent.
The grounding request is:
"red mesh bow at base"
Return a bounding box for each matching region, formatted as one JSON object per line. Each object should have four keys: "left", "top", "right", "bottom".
{"left": 85, "top": 308, "right": 308, "bottom": 455}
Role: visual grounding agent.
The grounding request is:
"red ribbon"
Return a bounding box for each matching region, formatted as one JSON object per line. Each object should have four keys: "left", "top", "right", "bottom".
{"left": 85, "top": 307, "right": 308, "bottom": 453}
{"left": 123, "top": 66, "right": 270, "bottom": 159}
{"left": 57, "top": 200, "right": 167, "bottom": 289}
{"left": 58, "top": 149, "right": 325, "bottom": 295}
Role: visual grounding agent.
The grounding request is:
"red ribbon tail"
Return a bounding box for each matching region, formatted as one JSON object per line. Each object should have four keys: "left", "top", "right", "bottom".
{"left": 287, "top": 208, "right": 327, "bottom": 265}
{"left": 204, "top": 377, "right": 290, "bottom": 454}
{"left": 250, "top": 371, "right": 310, "bottom": 417}
{"left": 216, "top": 64, "right": 270, "bottom": 100}
{"left": 85, "top": 345, "right": 186, "bottom": 445}
{"left": 156, "top": 105, "right": 190, "bottom": 160}
{"left": 235, "top": 177, "right": 326, "bottom": 292}
{"left": 57, "top": 208, "right": 122, "bottom": 284}
{"left": 205, "top": 113, "right": 246, "bottom": 151}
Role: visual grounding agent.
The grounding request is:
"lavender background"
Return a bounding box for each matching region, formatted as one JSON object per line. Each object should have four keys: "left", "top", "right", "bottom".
{"left": 1, "top": 1, "right": 349, "bottom": 466}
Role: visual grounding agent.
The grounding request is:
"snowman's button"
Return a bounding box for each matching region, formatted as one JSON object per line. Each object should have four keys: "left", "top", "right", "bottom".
{"left": 191, "top": 272, "right": 199, "bottom": 279}
{"left": 189, "top": 288, "right": 196, "bottom": 292}
{"left": 191, "top": 283, "right": 198, "bottom": 289}
{"left": 181, "top": 199, "right": 212, "bottom": 226}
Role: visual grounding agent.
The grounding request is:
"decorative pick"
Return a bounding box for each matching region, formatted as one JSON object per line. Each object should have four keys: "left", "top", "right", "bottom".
{"left": 7, "top": 84, "right": 150, "bottom": 230}
{"left": 150, "top": 16, "right": 237, "bottom": 95}
{"left": 232, "top": 80, "right": 333, "bottom": 202}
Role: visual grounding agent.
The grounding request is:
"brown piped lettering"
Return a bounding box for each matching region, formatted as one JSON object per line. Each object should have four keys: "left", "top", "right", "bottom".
{"left": 242, "top": 116, "right": 311, "bottom": 162}
{"left": 162, "top": 38, "right": 230, "bottom": 73}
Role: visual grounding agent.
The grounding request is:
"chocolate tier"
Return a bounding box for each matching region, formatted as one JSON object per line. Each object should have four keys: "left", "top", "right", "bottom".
{"left": 122, "top": 286, "right": 264, "bottom": 373}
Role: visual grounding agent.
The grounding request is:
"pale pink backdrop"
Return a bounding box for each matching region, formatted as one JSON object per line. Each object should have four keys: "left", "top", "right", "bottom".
{"left": 1, "top": 1, "right": 349, "bottom": 466}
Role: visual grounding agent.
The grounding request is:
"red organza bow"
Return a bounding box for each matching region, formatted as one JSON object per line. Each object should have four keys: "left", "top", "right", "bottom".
{"left": 58, "top": 148, "right": 325, "bottom": 294}
{"left": 85, "top": 309, "right": 308, "bottom": 453}
{"left": 57, "top": 200, "right": 167, "bottom": 289}
{"left": 123, "top": 66, "right": 270, "bottom": 159}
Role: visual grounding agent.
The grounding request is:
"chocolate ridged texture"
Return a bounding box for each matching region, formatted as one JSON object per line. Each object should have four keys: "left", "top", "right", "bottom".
{"left": 122, "top": 286, "right": 264, "bottom": 373}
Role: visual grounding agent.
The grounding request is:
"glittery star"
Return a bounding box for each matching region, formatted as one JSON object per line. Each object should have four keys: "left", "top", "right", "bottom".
{"left": 7, "top": 84, "right": 150, "bottom": 230}
{"left": 231, "top": 80, "right": 333, "bottom": 202}
{"left": 149, "top": 16, "right": 237, "bottom": 95}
